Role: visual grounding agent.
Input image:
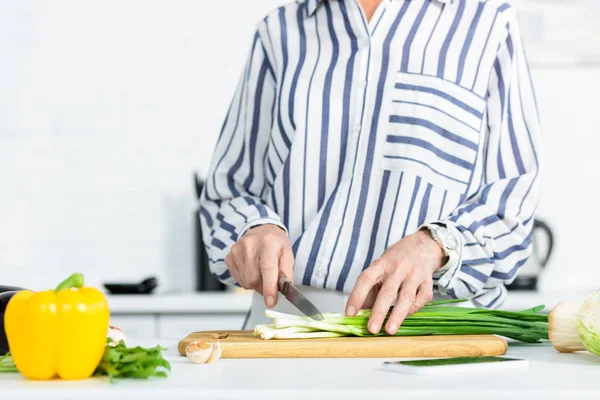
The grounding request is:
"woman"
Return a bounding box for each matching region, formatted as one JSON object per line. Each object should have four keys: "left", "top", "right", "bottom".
{"left": 200, "top": 0, "right": 541, "bottom": 333}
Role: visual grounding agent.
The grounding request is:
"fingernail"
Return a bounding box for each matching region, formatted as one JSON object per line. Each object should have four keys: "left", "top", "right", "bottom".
{"left": 387, "top": 323, "right": 398, "bottom": 334}
{"left": 346, "top": 306, "right": 356, "bottom": 316}
{"left": 266, "top": 296, "right": 275, "bottom": 308}
{"left": 369, "top": 321, "right": 380, "bottom": 334}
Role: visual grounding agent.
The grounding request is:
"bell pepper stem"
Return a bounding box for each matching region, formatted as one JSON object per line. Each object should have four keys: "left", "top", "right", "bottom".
{"left": 55, "top": 273, "right": 84, "bottom": 293}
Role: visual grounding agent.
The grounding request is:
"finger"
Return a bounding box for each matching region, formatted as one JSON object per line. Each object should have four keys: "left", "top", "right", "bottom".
{"left": 240, "top": 241, "right": 262, "bottom": 292}
{"left": 411, "top": 280, "right": 434, "bottom": 315}
{"left": 279, "top": 245, "right": 295, "bottom": 285}
{"left": 242, "top": 235, "right": 260, "bottom": 267}
{"left": 385, "top": 275, "right": 421, "bottom": 335}
{"left": 346, "top": 259, "right": 386, "bottom": 317}
{"left": 361, "top": 284, "right": 381, "bottom": 309}
{"left": 259, "top": 245, "right": 280, "bottom": 308}
{"left": 224, "top": 253, "right": 241, "bottom": 284}
{"left": 229, "top": 244, "right": 247, "bottom": 286}
{"left": 230, "top": 242, "right": 244, "bottom": 262}
{"left": 368, "top": 274, "right": 403, "bottom": 334}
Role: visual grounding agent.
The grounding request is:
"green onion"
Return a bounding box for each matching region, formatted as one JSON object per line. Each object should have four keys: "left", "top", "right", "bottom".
{"left": 255, "top": 300, "right": 549, "bottom": 343}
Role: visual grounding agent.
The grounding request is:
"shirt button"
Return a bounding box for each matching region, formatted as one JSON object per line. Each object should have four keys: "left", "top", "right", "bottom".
{"left": 317, "top": 268, "right": 327, "bottom": 278}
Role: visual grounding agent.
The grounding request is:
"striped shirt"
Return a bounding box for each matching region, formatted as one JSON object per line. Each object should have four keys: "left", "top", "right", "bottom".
{"left": 200, "top": 0, "right": 541, "bottom": 308}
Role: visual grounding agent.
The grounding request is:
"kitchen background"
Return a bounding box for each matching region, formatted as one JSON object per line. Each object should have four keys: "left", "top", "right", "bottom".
{"left": 0, "top": 1, "right": 599, "bottom": 301}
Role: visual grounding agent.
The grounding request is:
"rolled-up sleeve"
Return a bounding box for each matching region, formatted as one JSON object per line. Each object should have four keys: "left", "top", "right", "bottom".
{"left": 199, "top": 26, "right": 285, "bottom": 286}
{"left": 432, "top": 13, "right": 542, "bottom": 308}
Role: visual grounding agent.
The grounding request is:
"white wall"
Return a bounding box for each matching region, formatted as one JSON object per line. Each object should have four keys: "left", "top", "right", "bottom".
{"left": 0, "top": 0, "right": 598, "bottom": 293}
{"left": 533, "top": 68, "right": 600, "bottom": 293}
{"left": 0, "top": 0, "right": 283, "bottom": 291}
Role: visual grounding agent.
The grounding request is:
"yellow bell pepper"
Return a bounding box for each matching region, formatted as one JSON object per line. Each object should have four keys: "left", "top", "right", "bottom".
{"left": 5, "top": 273, "right": 109, "bottom": 380}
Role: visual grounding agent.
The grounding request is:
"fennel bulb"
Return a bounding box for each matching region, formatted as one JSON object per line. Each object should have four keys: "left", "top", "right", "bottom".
{"left": 549, "top": 290, "right": 600, "bottom": 356}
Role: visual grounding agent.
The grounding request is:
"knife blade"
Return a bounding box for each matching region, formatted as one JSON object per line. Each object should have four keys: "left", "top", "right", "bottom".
{"left": 278, "top": 274, "right": 324, "bottom": 321}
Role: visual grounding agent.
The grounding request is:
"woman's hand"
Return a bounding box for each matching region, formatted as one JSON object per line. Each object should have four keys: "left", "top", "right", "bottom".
{"left": 225, "top": 224, "right": 294, "bottom": 308}
{"left": 345, "top": 230, "right": 447, "bottom": 335}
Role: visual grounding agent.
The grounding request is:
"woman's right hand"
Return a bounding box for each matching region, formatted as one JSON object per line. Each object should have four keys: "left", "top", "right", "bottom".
{"left": 225, "top": 224, "right": 295, "bottom": 308}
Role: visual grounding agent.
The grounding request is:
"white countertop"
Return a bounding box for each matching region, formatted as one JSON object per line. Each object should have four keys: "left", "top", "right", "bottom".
{"left": 106, "top": 290, "right": 588, "bottom": 314}
{"left": 501, "top": 290, "right": 588, "bottom": 312}
{"left": 106, "top": 291, "right": 252, "bottom": 314}
{"left": 2, "top": 339, "right": 600, "bottom": 399}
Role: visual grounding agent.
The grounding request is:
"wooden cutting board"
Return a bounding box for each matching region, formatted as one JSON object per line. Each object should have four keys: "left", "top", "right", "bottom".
{"left": 178, "top": 330, "right": 507, "bottom": 358}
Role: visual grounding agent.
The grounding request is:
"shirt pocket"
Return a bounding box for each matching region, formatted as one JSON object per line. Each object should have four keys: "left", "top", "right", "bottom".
{"left": 383, "top": 72, "right": 486, "bottom": 194}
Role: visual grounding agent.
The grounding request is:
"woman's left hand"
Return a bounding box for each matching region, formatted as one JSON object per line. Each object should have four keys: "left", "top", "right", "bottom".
{"left": 345, "top": 230, "right": 447, "bottom": 335}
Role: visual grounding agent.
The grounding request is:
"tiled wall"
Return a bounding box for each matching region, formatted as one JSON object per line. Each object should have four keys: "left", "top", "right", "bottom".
{"left": 0, "top": 0, "right": 598, "bottom": 292}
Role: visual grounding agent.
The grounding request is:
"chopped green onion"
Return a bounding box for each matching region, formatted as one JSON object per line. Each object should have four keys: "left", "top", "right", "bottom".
{"left": 256, "top": 301, "right": 549, "bottom": 343}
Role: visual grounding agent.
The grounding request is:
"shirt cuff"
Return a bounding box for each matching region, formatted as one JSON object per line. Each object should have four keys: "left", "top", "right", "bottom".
{"left": 238, "top": 218, "right": 288, "bottom": 238}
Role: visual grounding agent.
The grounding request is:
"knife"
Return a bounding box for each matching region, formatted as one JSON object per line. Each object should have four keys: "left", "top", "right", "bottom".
{"left": 278, "top": 272, "right": 324, "bottom": 321}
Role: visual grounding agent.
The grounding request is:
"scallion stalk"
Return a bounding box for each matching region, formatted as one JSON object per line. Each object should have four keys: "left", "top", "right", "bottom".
{"left": 258, "top": 301, "right": 549, "bottom": 343}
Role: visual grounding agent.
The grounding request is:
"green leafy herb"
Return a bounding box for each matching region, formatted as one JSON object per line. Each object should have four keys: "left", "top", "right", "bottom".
{"left": 94, "top": 339, "right": 171, "bottom": 381}
{"left": 0, "top": 352, "right": 18, "bottom": 373}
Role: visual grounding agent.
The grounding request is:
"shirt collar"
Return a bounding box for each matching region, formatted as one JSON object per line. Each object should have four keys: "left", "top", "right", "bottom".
{"left": 305, "top": 0, "right": 454, "bottom": 17}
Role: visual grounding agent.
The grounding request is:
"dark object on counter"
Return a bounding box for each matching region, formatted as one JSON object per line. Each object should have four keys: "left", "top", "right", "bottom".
{"left": 1, "top": 285, "right": 26, "bottom": 356}
{"left": 194, "top": 173, "right": 225, "bottom": 292}
{"left": 103, "top": 277, "right": 158, "bottom": 295}
{"left": 507, "top": 219, "right": 554, "bottom": 291}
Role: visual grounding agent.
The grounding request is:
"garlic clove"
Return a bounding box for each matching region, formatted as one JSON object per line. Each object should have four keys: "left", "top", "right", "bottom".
{"left": 107, "top": 325, "right": 128, "bottom": 347}
{"left": 206, "top": 341, "right": 222, "bottom": 363}
{"left": 186, "top": 340, "right": 213, "bottom": 364}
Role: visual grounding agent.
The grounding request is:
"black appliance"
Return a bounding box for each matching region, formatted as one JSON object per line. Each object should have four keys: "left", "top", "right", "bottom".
{"left": 194, "top": 173, "right": 226, "bottom": 292}
{"left": 506, "top": 219, "right": 554, "bottom": 291}
{"left": 103, "top": 277, "right": 158, "bottom": 295}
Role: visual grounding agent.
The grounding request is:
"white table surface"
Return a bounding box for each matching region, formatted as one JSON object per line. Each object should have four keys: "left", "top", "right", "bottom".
{"left": 2, "top": 339, "right": 600, "bottom": 400}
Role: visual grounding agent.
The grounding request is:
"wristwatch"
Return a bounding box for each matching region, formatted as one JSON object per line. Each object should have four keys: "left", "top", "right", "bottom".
{"left": 421, "top": 223, "right": 460, "bottom": 272}
{"left": 423, "top": 223, "right": 458, "bottom": 256}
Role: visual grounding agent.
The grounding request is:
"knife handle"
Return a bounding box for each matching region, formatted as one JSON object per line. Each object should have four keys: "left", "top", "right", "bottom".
{"left": 278, "top": 271, "right": 291, "bottom": 294}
